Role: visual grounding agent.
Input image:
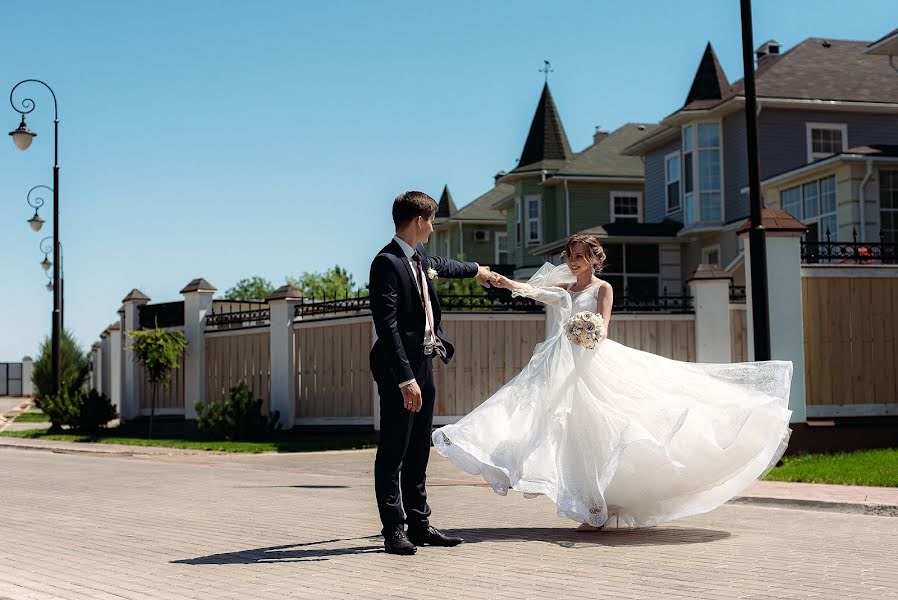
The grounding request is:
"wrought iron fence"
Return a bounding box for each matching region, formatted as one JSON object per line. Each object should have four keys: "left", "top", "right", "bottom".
{"left": 295, "top": 289, "right": 694, "bottom": 317}
{"left": 729, "top": 285, "right": 746, "bottom": 304}
{"left": 205, "top": 299, "right": 270, "bottom": 327}
{"left": 801, "top": 229, "right": 898, "bottom": 264}
{"left": 614, "top": 292, "right": 693, "bottom": 313}
{"left": 138, "top": 301, "right": 185, "bottom": 329}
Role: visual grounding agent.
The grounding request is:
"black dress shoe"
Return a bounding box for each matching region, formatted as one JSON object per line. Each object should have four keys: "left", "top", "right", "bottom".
{"left": 384, "top": 528, "right": 417, "bottom": 555}
{"left": 407, "top": 525, "right": 463, "bottom": 547}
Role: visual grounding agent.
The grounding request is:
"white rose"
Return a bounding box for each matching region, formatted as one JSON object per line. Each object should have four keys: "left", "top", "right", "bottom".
{"left": 427, "top": 268, "right": 438, "bottom": 280}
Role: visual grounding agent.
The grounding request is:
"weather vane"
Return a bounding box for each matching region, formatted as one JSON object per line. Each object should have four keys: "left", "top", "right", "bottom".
{"left": 539, "top": 60, "right": 554, "bottom": 83}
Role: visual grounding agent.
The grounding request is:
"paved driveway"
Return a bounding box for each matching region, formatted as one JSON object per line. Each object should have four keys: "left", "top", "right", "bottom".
{"left": 1, "top": 447, "right": 896, "bottom": 599}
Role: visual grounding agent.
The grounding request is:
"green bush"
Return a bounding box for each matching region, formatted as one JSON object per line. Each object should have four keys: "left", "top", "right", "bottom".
{"left": 195, "top": 380, "right": 281, "bottom": 441}
{"left": 32, "top": 329, "right": 90, "bottom": 402}
{"left": 41, "top": 388, "right": 118, "bottom": 433}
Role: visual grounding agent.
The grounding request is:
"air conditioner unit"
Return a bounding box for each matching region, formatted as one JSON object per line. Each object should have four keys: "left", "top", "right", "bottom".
{"left": 474, "top": 229, "right": 490, "bottom": 242}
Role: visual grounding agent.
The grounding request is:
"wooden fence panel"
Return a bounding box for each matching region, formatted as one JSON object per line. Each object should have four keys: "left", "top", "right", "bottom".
{"left": 294, "top": 318, "right": 373, "bottom": 419}
{"left": 730, "top": 308, "right": 748, "bottom": 363}
{"left": 802, "top": 274, "right": 898, "bottom": 413}
{"left": 204, "top": 330, "right": 271, "bottom": 412}
{"left": 138, "top": 328, "right": 186, "bottom": 411}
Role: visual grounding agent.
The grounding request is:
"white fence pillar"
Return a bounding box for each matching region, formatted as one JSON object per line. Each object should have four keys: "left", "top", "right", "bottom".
{"left": 121, "top": 289, "right": 150, "bottom": 421}
{"left": 99, "top": 331, "right": 110, "bottom": 398}
{"left": 267, "top": 285, "right": 304, "bottom": 429}
{"left": 688, "top": 265, "right": 733, "bottom": 363}
{"left": 739, "top": 210, "right": 807, "bottom": 423}
{"left": 181, "top": 278, "right": 217, "bottom": 420}
{"left": 21, "top": 356, "right": 33, "bottom": 397}
{"left": 108, "top": 322, "right": 123, "bottom": 415}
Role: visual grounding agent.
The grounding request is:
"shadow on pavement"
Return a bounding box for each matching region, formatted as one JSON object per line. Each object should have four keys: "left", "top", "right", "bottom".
{"left": 172, "top": 537, "right": 383, "bottom": 564}
{"left": 443, "top": 526, "right": 731, "bottom": 547}
{"left": 234, "top": 484, "right": 350, "bottom": 489}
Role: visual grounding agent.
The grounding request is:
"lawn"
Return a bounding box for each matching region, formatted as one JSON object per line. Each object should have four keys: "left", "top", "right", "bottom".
{"left": 11, "top": 412, "right": 50, "bottom": 423}
{"left": 764, "top": 448, "right": 898, "bottom": 487}
{"left": 0, "top": 428, "right": 376, "bottom": 453}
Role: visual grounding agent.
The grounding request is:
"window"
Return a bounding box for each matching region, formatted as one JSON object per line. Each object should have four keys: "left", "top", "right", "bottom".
{"left": 610, "top": 192, "right": 642, "bottom": 223}
{"left": 665, "top": 152, "right": 681, "bottom": 212}
{"left": 781, "top": 175, "right": 838, "bottom": 242}
{"left": 526, "top": 195, "right": 541, "bottom": 244}
{"left": 515, "top": 198, "right": 523, "bottom": 247}
{"left": 880, "top": 170, "right": 898, "bottom": 243}
{"left": 702, "top": 245, "right": 721, "bottom": 266}
{"left": 681, "top": 122, "right": 722, "bottom": 225}
{"left": 806, "top": 123, "right": 847, "bottom": 163}
{"left": 495, "top": 232, "right": 509, "bottom": 264}
{"left": 601, "top": 243, "right": 660, "bottom": 299}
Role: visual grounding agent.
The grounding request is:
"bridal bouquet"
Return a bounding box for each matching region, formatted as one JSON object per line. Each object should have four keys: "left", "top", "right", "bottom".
{"left": 564, "top": 311, "right": 605, "bottom": 349}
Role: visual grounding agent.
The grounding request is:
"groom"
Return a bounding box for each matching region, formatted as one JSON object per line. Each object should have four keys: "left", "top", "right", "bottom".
{"left": 369, "top": 191, "right": 494, "bottom": 555}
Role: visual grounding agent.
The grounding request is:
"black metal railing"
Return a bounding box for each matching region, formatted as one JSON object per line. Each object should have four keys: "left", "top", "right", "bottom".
{"left": 729, "top": 285, "right": 746, "bottom": 304}
{"left": 801, "top": 229, "right": 898, "bottom": 264}
{"left": 205, "top": 299, "right": 270, "bottom": 327}
{"left": 295, "top": 290, "right": 694, "bottom": 317}
{"left": 614, "top": 292, "right": 693, "bottom": 313}
{"left": 138, "top": 301, "right": 185, "bottom": 329}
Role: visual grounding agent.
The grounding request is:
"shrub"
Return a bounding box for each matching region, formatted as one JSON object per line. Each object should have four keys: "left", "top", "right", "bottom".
{"left": 195, "top": 381, "right": 281, "bottom": 441}
{"left": 32, "top": 329, "right": 90, "bottom": 403}
{"left": 41, "top": 388, "right": 118, "bottom": 433}
{"left": 128, "top": 325, "right": 188, "bottom": 438}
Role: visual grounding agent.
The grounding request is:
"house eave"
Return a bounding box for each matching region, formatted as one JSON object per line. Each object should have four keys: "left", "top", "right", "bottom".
{"left": 541, "top": 174, "right": 645, "bottom": 186}
{"left": 748, "top": 154, "right": 898, "bottom": 191}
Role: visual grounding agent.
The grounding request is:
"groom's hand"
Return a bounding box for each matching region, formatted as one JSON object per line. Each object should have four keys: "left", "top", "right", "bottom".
{"left": 475, "top": 265, "right": 494, "bottom": 288}
{"left": 401, "top": 381, "right": 423, "bottom": 412}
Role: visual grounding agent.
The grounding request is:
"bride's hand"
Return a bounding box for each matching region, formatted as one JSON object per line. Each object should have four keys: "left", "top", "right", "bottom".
{"left": 492, "top": 274, "right": 511, "bottom": 289}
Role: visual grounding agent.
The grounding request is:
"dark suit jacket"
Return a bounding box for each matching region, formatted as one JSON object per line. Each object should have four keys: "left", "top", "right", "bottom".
{"left": 369, "top": 239, "right": 479, "bottom": 385}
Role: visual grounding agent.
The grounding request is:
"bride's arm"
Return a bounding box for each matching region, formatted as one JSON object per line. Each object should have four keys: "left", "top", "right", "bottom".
{"left": 491, "top": 274, "right": 568, "bottom": 307}
{"left": 595, "top": 282, "right": 613, "bottom": 335}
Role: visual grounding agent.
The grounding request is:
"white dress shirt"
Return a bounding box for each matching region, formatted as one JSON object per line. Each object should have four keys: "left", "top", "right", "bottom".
{"left": 393, "top": 235, "right": 436, "bottom": 389}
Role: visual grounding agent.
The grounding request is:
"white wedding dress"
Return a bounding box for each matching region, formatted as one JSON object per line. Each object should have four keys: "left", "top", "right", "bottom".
{"left": 432, "top": 263, "right": 792, "bottom": 529}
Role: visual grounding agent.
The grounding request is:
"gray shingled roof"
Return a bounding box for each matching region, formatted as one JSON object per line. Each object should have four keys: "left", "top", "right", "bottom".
{"left": 625, "top": 35, "right": 898, "bottom": 155}
{"left": 511, "top": 83, "right": 573, "bottom": 173}
{"left": 683, "top": 43, "right": 730, "bottom": 108}
{"left": 435, "top": 185, "right": 457, "bottom": 218}
{"left": 553, "top": 123, "right": 660, "bottom": 178}
{"left": 451, "top": 183, "right": 512, "bottom": 222}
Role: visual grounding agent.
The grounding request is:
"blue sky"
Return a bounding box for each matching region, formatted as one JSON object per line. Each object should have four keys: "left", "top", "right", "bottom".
{"left": 1, "top": 1, "right": 895, "bottom": 360}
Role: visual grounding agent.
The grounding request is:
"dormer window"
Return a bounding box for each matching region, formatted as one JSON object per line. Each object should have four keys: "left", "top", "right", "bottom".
{"left": 806, "top": 123, "right": 847, "bottom": 163}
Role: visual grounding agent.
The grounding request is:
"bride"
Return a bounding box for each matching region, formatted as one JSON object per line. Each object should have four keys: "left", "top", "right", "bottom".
{"left": 431, "top": 234, "right": 792, "bottom": 530}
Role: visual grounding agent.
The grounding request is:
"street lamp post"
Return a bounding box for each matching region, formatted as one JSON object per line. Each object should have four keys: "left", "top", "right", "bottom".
{"left": 10, "top": 80, "right": 61, "bottom": 394}
{"left": 39, "top": 236, "right": 63, "bottom": 332}
{"left": 739, "top": 0, "right": 771, "bottom": 361}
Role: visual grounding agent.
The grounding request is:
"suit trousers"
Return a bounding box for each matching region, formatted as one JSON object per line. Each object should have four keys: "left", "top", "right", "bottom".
{"left": 373, "top": 356, "right": 436, "bottom": 536}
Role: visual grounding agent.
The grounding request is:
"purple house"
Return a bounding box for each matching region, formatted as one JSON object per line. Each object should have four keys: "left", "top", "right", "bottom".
{"left": 624, "top": 29, "right": 898, "bottom": 285}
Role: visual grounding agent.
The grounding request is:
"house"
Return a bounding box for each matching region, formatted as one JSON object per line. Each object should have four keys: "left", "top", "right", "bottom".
{"left": 428, "top": 183, "right": 512, "bottom": 269}
{"left": 492, "top": 83, "right": 668, "bottom": 295}
{"left": 624, "top": 31, "right": 898, "bottom": 285}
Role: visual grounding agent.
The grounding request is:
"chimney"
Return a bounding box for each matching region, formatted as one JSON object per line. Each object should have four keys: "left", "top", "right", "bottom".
{"left": 494, "top": 170, "right": 507, "bottom": 183}
{"left": 593, "top": 126, "right": 609, "bottom": 145}
{"left": 755, "top": 40, "right": 782, "bottom": 66}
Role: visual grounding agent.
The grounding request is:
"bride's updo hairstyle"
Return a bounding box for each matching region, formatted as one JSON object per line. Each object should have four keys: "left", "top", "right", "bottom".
{"left": 562, "top": 234, "right": 606, "bottom": 276}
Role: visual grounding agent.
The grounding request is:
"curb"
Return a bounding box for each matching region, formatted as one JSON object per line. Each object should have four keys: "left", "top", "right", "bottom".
{"left": 729, "top": 495, "right": 898, "bottom": 517}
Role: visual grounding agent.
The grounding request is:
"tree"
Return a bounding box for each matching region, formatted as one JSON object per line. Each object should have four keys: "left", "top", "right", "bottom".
{"left": 32, "top": 329, "right": 90, "bottom": 403}
{"left": 127, "top": 325, "right": 188, "bottom": 438}
{"left": 223, "top": 276, "right": 275, "bottom": 301}
{"left": 288, "top": 265, "right": 368, "bottom": 300}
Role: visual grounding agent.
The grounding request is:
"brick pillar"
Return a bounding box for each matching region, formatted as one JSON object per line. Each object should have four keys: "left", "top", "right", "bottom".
{"left": 121, "top": 289, "right": 150, "bottom": 421}
{"left": 738, "top": 209, "right": 807, "bottom": 423}
{"left": 688, "top": 264, "right": 733, "bottom": 363}
{"left": 180, "top": 278, "right": 217, "bottom": 420}
{"left": 266, "top": 285, "right": 304, "bottom": 429}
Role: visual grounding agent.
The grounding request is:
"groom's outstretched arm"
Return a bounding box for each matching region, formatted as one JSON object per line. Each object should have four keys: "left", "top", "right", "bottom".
{"left": 426, "top": 252, "right": 493, "bottom": 286}
{"left": 369, "top": 255, "right": 416, "bottom": 384}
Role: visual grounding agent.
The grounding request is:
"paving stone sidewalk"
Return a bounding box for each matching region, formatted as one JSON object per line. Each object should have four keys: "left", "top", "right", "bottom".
{"left": 1, "top": 446, "right": 897, "bottom": 599}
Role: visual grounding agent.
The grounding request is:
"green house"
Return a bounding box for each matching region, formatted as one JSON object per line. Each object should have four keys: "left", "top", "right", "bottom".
{"left": 429, "top": 184, "right": 511, "bottom": 268}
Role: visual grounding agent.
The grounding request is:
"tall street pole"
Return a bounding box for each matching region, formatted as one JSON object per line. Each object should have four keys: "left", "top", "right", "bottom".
{"left": 739, "top": 0, "right": 771, "bottom": 361}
